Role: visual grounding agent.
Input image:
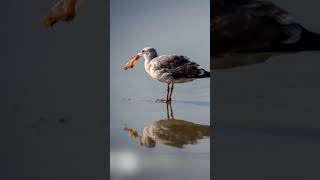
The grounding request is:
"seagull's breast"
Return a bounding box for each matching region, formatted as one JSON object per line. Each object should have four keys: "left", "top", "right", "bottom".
{"left": 144, "top": 60, "right": 158, "bottom": 79}
{"left": 144, "top": 60, "right": 173, "bottom": 83}
{"left": 144, "top": 60, "right": 152, "bottom": 73}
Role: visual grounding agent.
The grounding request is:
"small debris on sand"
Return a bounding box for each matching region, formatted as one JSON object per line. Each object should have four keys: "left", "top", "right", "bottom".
{"left": 58, "top": 118, "right": 66, "bottom": 123}
{"left": 31, "top": 117, "right": 47, "bottom": 128}
{"left": 121, "top": 98, "right": 132, "bottom": 101}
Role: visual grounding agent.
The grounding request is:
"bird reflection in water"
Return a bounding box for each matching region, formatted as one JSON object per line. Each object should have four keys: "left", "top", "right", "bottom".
{"left": 123, "top": 103, "right": 210, "bottom": 148}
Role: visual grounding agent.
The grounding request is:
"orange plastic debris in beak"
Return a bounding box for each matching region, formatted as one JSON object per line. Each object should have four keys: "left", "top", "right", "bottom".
{"left": 123, "top": 128, "right": 140, "bottom": 140}
{"left": 123, "top": 55, "right": 140, "bottom": 70}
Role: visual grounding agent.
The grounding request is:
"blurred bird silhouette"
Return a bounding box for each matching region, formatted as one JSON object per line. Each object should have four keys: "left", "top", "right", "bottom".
{"left": 42, "top": 0, "right": 81, "bottom": 27}
{"left": 212, "top": 0, "right": 320, "bottom": 69}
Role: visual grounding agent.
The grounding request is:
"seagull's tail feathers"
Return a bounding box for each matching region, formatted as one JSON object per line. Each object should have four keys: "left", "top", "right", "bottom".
{"left": 296, "top": 28, "right": 320, "bottom": 51}
{"left": 198, "top": 70, "right": 210, "bottom": 78}
{"left": 241, "top": 27, "right": 320, "bottom": 53}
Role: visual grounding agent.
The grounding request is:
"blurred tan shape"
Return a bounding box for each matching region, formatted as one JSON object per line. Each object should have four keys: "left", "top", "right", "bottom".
{"left": 42, "top": 0, "right": 81, "bottom": 27}
{"left": 123, "top": 128, "right": 140, "bottom": 140}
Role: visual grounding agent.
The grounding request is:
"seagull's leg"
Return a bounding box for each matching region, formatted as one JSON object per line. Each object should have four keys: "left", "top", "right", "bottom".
{"left": 168, "top": 102, "right": 174, "bottom": 119}
{"left": 166, "top": 102, "right": 170, "bottom": 119}
{"left": 159, "top": 83, "right": 170, "bottom": 103}
{"left": 169, "top": 83, "right": 174, "bottom": 101}
{"left": 166, "top": 83, "right": 170, "bottom": 102}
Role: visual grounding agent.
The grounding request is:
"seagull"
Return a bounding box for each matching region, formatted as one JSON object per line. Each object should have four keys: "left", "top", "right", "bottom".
{"left": 125, "top": 47, "right": 210, "bottom": 102}
{"left": 211, "top": 0, "right": 320, "bottom": 69}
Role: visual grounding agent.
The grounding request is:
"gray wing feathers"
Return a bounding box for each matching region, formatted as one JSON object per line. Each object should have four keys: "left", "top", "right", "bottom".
{"left": 153, "top": 55, "right": 206, "bottom": 79}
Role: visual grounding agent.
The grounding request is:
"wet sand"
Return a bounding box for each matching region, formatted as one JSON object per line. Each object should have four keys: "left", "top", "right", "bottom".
{"left": 214, "top": 1, "right": 320, "bottom": 179}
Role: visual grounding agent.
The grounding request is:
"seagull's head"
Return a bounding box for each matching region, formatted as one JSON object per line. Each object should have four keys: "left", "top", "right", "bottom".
{"left": 123, "top": 47, "right": 158, "bottom": 70}
{"left": 137, "top": 47, "right": 158, "bottom": 60}
{"left": 139, "top": 136, "right": 156, "bottom": 148}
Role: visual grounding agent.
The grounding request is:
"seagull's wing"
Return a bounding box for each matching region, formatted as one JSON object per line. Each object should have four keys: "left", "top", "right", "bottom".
{"left": 212, "top": 0, "right": 303, "bottom": 55}
{"left": 152, "top": 55, "right": 208, "bottom": 79}
{"left": 42, "top": 0, "right": 81, "bottom": 27}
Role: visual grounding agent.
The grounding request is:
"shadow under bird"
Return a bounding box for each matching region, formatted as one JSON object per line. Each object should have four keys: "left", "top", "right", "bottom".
{"left": 124, "top": 47, "right": 210, "bottom": 102}
{"left": 123, "top": 103, "right": 210, "bottom": 148}
{"left": 211, "top": 0, "right": 320, "bottom": 69}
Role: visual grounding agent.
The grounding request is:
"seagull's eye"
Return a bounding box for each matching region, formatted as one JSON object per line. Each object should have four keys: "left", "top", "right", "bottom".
{"left": 142, "top": 50, "right": 145, "bottom": 53}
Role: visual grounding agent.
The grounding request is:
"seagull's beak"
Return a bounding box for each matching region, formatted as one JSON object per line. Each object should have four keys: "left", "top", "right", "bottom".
{"left": 123, "top": 54, "right": 141, "bottom": 70}
{"left": 136, "top": 52, "right": 143, "bottom": 57}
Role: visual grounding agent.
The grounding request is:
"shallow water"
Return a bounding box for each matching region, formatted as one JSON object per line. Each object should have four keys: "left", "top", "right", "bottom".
{"left": 110, "top": 0, "right": 210, "bottom": 179}
{"left": 110, "top": 88, "right": 210, "bottom": 180}
{"left": 110, "top": 68, "right": 210, "bottom": 180}
{"left": 110, "top": 81, "right": 210, "bottom": 180}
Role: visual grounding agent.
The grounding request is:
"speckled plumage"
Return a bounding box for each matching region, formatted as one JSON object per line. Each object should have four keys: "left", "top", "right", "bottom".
{"left": 145, "top": 55, "right": 209, "bottom": 84}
